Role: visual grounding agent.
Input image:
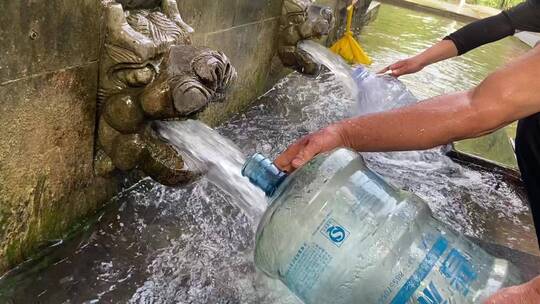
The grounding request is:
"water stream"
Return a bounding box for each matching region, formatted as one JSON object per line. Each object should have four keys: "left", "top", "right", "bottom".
{"left": 157, "top": 120, "right": 266, "bottom": 220}
{"left": 298, "top": 40, "right": 359, "bottom": 100}
{"left": 0, "top": 4, "right": 535, "bottom": 303}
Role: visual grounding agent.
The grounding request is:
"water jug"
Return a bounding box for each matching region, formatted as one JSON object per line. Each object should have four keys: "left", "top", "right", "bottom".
{"left": 242, "top": 148, "right": 522, "bottom": 304}
{"left": 353, "top": 66, "right": 417, "bottom": 115}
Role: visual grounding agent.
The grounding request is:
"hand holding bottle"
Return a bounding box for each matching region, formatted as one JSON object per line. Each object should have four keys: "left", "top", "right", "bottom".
{"left": 484, "top": 276, "right": 540, "bottom": 304}
{"left": 379, "top": 40, "right": 459, "bottom": 77}
{"left": 378, "top": 56, "right": 425, "bottom": 77}
{"left": 274, "top": 125, "right": 346, "bottom": 173}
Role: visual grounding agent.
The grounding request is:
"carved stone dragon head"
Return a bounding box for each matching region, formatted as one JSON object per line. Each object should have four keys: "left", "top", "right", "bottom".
{"left": 96, "top": 0, "right": 236, "bottom": 186}
{"left": 278, "top": 0, "right": 335, "bottom": 75}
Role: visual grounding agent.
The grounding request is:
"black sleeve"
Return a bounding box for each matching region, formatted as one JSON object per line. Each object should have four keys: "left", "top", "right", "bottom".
{"left": 505, "top": 1, "right": 540, "bottom": 32}
{"left": 444, "top": 1, "right": 540, "bottom": 55}
{"left": 443, "top": 12, "right": 515, "bottom": 55}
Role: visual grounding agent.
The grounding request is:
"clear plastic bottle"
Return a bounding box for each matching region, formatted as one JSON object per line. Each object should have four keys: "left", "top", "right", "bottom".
{"left": 353, "top": 66, "right": 418, "bottom": 115}
{"left": 242, "top": 148, "right": 522, "bottom": 304}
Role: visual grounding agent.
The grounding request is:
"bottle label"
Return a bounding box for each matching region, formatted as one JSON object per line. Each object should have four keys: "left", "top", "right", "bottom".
{"left": 284, "top": 242, "right": 333, "bottom": 300}
{"left": 319, "top": 218, "right": 350, "bottom": 247}
{"left": 438, "top": 248, "right": 477, "bottom": 296}
{"left": 389, "top": 236, "right": 449, "bottom": 304}
{"left": 385, "top": 235, "right": 478, "bottom": 304}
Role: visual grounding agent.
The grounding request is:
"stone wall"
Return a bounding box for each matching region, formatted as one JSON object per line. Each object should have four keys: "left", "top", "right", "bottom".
{"left": 187, "top": 0, "right": 283, "bottom": 125}
{"left": 0, "top": 0, "right": 285, "bottom": 273}
{"left": 195, "top": 0, "right": 367, "bottom": 126}
{"left": 0, "top": 0, "right": 120, "bottom": 271}
{"left": 0, "top": 0, "right": 372, "bottom": 272}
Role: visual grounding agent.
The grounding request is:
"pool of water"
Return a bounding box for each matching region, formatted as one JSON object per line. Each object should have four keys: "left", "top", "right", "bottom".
{"left": 0, "top": 4, "right": 536, "bottom": 304}
{"left": 359, "top": 4, "right": 529, "bottom": 99}
{"left": 359, "top": 4, "right": 530, "bottom": 168}
{"left": 356, "top": 3, "right": 535, "bottom": 250}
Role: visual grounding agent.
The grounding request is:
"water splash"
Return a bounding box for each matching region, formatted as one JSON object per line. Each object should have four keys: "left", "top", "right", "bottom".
{"left": 298, "top": 40, "right": 359, "bottom": 100}
{"left": 298, "top": 40, "right": 418, "bottom": 116}
{"left": 157, "top": 120, "right": 267, "bottom": 219}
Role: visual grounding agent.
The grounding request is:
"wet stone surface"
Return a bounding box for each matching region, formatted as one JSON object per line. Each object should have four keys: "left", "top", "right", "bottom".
{"left": 0, "top": 180, "right": 286, "bottom": 303}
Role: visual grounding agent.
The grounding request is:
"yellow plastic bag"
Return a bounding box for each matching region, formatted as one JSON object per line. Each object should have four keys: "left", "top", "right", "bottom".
{"left": 330, "top": 5, "right": 372, "bottom": 65}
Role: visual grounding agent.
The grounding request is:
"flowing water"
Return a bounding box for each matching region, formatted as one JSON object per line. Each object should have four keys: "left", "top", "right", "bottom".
{"left": 0, "top": 4, "right": 536, "bottom": 303}
{"left": 157, "top": 121, "right": 266, "bottom": 219}
{"left": 298, "top": 40, "right": 359, "bottom": 100}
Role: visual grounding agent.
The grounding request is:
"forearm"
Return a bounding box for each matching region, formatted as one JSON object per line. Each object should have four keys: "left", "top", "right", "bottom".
{"left": 413, "top": 40, "right": 458, "bottom": 68}
{"left": 335, "top": 91, "right": 495, "bottom": 152}
{"left": 338, "top": 46, "right": 540, "bottom": 153}
{"left": 418, "top": 12, "right": 515, "bottom": 63}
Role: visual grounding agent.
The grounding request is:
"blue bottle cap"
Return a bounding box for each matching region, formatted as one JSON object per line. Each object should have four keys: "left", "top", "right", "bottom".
{"left": 242, "top": 154, "right": 287, "bottom": 197}
{"left": 352, "top": 65, "right": 370, "bottom": 81}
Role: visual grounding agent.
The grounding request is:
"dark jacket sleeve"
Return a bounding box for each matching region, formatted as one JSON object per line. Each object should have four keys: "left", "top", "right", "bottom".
{"left": 443, "top": 12, "right": 515, "bottom": 55}
{"left": 444, "top": 0, "right": 540, "bottom": 55}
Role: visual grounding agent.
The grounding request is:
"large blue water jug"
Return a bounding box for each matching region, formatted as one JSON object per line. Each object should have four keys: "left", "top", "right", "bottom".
{"left": 242, "top": 148, "right": 522, "bottom": 304}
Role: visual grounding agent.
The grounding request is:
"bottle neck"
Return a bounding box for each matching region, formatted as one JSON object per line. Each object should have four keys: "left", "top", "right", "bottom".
{"left": 242, "top": 154, "right": 287, "bottom": 197}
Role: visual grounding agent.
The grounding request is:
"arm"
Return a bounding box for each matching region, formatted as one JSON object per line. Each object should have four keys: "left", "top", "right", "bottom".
{"left": 379, "top": 40, "right": 458, "bottom": 77}
{"left": 276, "top": 46, "right": 540, "bottom": 172}
{"left": 445, "top": 12, "right": 515, "bottom": 55}
{"left": 381, "top": 12, "right": 516, "bottom": 77}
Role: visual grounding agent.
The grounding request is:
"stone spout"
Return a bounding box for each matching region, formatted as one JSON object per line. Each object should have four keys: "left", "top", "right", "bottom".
{"left": 278, "top": 0, "right": 335, "bottom": 75}
{"left": 95, "top": 0, "right": 236, "bottom": 186}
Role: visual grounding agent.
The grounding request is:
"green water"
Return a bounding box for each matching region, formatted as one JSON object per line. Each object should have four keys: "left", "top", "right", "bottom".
{"left": 359, "top": 4, "right": 530, "bottom": 168}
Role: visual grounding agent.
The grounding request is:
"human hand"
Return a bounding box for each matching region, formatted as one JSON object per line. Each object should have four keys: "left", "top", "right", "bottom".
{"left": 274, "top": 125, "right": 346, "bottom": 173}
{"left": 484, "top": 276, "right": 540, "bottom": 304}
{"left": 378, "top": 56, "right": 425, "bottom": 77}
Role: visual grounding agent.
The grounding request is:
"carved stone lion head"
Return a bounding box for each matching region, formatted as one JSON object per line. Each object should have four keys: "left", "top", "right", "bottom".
{"left": 139, "top": 45, "right": 236, "bottom": 119}
{"left": 96, "top": 0, "right": 237, "bottom": 186}
{"left": 278, "top": 0, "right": 335, "bottom": 75}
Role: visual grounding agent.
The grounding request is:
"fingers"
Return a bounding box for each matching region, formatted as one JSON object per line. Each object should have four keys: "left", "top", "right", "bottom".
{"left": 274, "top": 137, "right": 308, "bottom": 173}
{"left": 275, "top": 125, "right": 344, "bottom": 173}
{"left": 391, "top": 61, "right": 407, "bottom": 76}
{"left": 378, "top": 61, "right": 405, "bottom": 76}
{"left": 377, "top": 66, "right": 390, "bottom": 74}
{"left": 274, "top": 135, "right": 323, "bottom": 173}
{"left": 391, "top": 67, "right": 405, "bottom": 77}
{"left": 291, "top": 138, "right": 322, "bottom": 169}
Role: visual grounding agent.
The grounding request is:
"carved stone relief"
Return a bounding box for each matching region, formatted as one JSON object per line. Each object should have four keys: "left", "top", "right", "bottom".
{"left": 278, "top": 0, "right": 335, "bottom": 75}
{"left": 96, "top": 0, "right": 236, "bottom": 186}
